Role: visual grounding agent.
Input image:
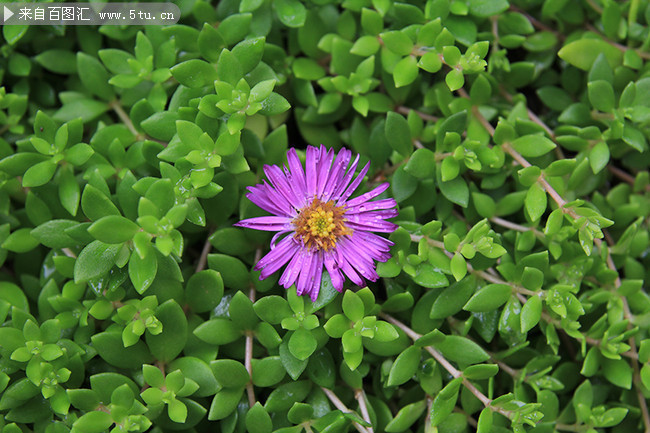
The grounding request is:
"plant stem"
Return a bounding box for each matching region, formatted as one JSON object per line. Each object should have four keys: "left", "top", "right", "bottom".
{"left": 245, "top": 285, "right": 256, "bottom": 408}
{"left": 509, "top": 5, "right": 564, "bottom": 39}
{"left": 608, "top": 165, "right": 650, "bottom": 192}
{"left": 355, "top": 389, "right": 374, "bottom": 433}
{"left": 489, "top": 216, "right": 543, "bottom": 236}
{"left": 396, "top": 106, "right": 438, "bottom": 123}
{"left": 380, "top": 313, "right": 513, "bottom": 420}
{"left": 321, "top": 387, "right": 371, "bottom": 433}
{"left": 410, "top": 234, "right": 538, "bottom": 297}
{"left": 195, "top": 230, "right": 214, "bottom": 273}
{"left": 109, "top": 100, "right": 143, "bottom": 140}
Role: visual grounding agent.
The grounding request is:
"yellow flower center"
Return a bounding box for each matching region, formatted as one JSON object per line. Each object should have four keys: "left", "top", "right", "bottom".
{"left": 294, "top": 199, "right": 352, "bottom": 251}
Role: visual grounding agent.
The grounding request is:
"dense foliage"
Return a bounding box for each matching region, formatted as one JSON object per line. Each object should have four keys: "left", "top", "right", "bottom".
{"left": 2, "top": 0, "right": 650, "bottom": 432}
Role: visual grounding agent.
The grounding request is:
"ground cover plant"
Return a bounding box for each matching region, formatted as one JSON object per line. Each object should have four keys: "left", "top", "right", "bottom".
{"left": 2, "top": 0, "right": 650, "bottom": 432}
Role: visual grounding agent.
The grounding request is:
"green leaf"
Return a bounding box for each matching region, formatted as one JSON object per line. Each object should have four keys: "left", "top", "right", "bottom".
{"left": 170, "top": 59, "right": 219, "bottom": 88}
{"left": 54, "top": 99, "right": 109, "bottom": 123}
{"left": 520, "top": 295, "right": 542, "bottom": 332}
{"left": 602, "top": 358, "right": 632, "bottom": 389}
{"left": 438, "top": 172, "right": 469, "bottom": 207}
{"left": 31, "top": 220, "right": 78, "bottom": 249}
{"left": 91, "top": 331, "right": 152, "bottom": 369}
{"left": 430, "top": 277, "right": 475, "bottom": 319}
{"left": 431, "top": 379, "right": 462, "bottom": 426}
{"left": 413, "top": 263, "right": 449, "bottom": 289}
{"left": 463, "top": 364, "right": 499, "bottom": 380}
{"left": 232, "top": 37, "right": 265, "bottom": 74}
{"left": 385, "top": 112, "right": 413, "bottom": 156}
{"left": 380, "top": 31, "right": 414, "bottom": 56}
{"left": 510, "top": 135, "right": 556, "bottom": 157}
{"left": 445, "top": 69, "right": 464, "bottom": 91}
{"left": 525, "top": 182, "right": 547, "bottom": 222}
{"left": 88, "top": 215, "right": 139, "bottom": 244}
{"left": 279, "top": 337, "right": 309, "bottom": 380}
{"left": 259, "top": 93, "right": 291, "bottom": 116}
{"left": 129, "top": 250, "right": 157, "bottom": 294}
{"left": 404, "top": 148, "right": 435, "bottom": 178}
{"left": 387, "top": 346, "right": 421, "bottom": 386}
{"left": 558, "top": 39, "right": 623, "bottom": 70}
{"left": 77, "top": 53, "right": 115, "bottom": 101}
{"left": 288, "top": 328, "right": 317, "bottom": 361}
{"left": 351, "top": 36, "right": 381, "bottom": 56}
{"left": 274, "top": 0, "right": 306, "bottom": 27}
{"left": 468, "top": 0, "right": 509, "bottom": 17}
{"left": 385, "top": 400, "right": 426, "bottom": 432}
{"left": 141, "top": 111, "right": 180, "bottom": 141}
{"left": 264, "top": 381, "right": 311, "bottom": 412}
{"left": 254, "top": 296, "right": 293, "bottom": 324}
{"left": 588, "top": 80, "right": 615, "bottom": 112}
{"left": 477, "top": 408, "right": 493, "bottom": 433}
{"left": 194, "top": 318, "right": 241, "bottom": 345}
{"left": 246, "top": 402, "right": 272, "bottom": 433}
{"left": 589, "top": 141, "right": 610, "bottom": 174}
{"left": 146, "top": 300, "right": 187, "bottom": 362}
{"left": 81, "top": 184, "right": 120, "bottom": 221}
{"left": 23, "top": 160, "right": 57, "bottom": 187}
{"left": 186, "top": 270, "right": 224, "bottom": 313}
{"left": 208, "top": 388, "right": 243, "bottom": 420}
{"left": 211, "top": 360, "right": 249, "bottom": 388}
{"left": 2, "top": 228, "right": 39, "bottom": 253}
{"left": 342, "top": 290, "right": 365, "bottom": 322}
{"left": 450, "top": 253, "right": 467, "bottom": 281}
{"left": 207, "top": 254, "right": 250, "bottom": 290}
{"left": 168, "top": 398, "right": 187, "bottom": 423}
{"left": 35, "top": 50, "right": 77, "bottom": 74}
{"left": 73, "top": 411, "right": 114, "bottom": 433}
{"left": 463, "top": 284, "right": 512, "bottom": 312}
{"left": 74, "top": 241, "right": 121, "bottom": 283}
{"left": 393, "top": 56, "right": 418, "bottom": 87}
{"left": 434, "top": 335, "right": 490, "bottom": 364}
{"left": 229, "top": 291, "right": 259, "bottom": 329}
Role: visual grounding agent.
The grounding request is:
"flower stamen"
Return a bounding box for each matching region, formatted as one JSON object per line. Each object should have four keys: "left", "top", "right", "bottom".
{"left": 293, "top": 199, "right": 352, "bottom": 251}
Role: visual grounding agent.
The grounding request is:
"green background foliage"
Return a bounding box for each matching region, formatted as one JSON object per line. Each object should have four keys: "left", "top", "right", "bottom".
{"left": 1, "top": 0, "right": 650, "bottom": 432}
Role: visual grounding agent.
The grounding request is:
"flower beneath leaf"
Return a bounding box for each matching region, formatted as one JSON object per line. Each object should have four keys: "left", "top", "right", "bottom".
{"left": 235, "top": 145, "right": 398, "bottom": 300}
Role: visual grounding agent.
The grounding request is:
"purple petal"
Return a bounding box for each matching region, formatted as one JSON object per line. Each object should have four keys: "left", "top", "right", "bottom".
{"left": 264, "top": 164, "right": 303, "bottom": 210}
{"left": 286, "top": 148, "right": 307, "bottom": 201}
{"left": 296, "top": 249, "right": 317, "bottom": 296}
{"left": 354, "top": 231, "right": 394, "bottom": 252}
{"left": 321, "top": 148, "right": 352, "bottom": 202}
{"left": 279, "top": 246, "right": 306, "bottom": 288}
{"left": 337, "top": 161, "right": 370, "bottom": 205}
{"left": 345, "top": 183, "right": 392, "bottom": 208}
{"left": 345, "top": 213, "right": 399, "bottom": 232}
{"left": 346, "top": 198, "right": 396, "bottom": 214}
{"left": 316, "top": 147, "right": 335, "bottom": 199}
{"left": 324, "top": 252, "right": 344, "bottom": 291}
{"left": 305, "top": 146, "right": 319, "bottom": 198}
{"left": 255, "top": 236, "right": 298, "bottom": 275}
{"left": 333, "top": 246, "right": 365, "bottom": 286}
{"left": 309, "top": 251, "right": 324, "bottom": 301}
{"left": 234, "top": 216, "right": 293, "bottom": 231}
{"left": 248, "top": 181, "right": 296, "bottom": 217}
{"left": 337, "top": 240, "right": 379, "bottom": 282}
{"left": 331, "top": 154, "right": 360, "bottom": 201}
{"left": 347, "top": 233, "right": 391, "bottom": 262}
{"left": 284, "top": 165, "right": 308, "bottom": 208}
{"left": 246, "top": 187, "right": 285, "bottom": 217}
{"left": 271, "top": 230, "right": 292, "bottom": 247}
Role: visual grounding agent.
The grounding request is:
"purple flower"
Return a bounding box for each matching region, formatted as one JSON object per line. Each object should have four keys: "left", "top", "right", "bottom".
{"left": 234, "top": 145, "right": 398, "bottom": 301}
